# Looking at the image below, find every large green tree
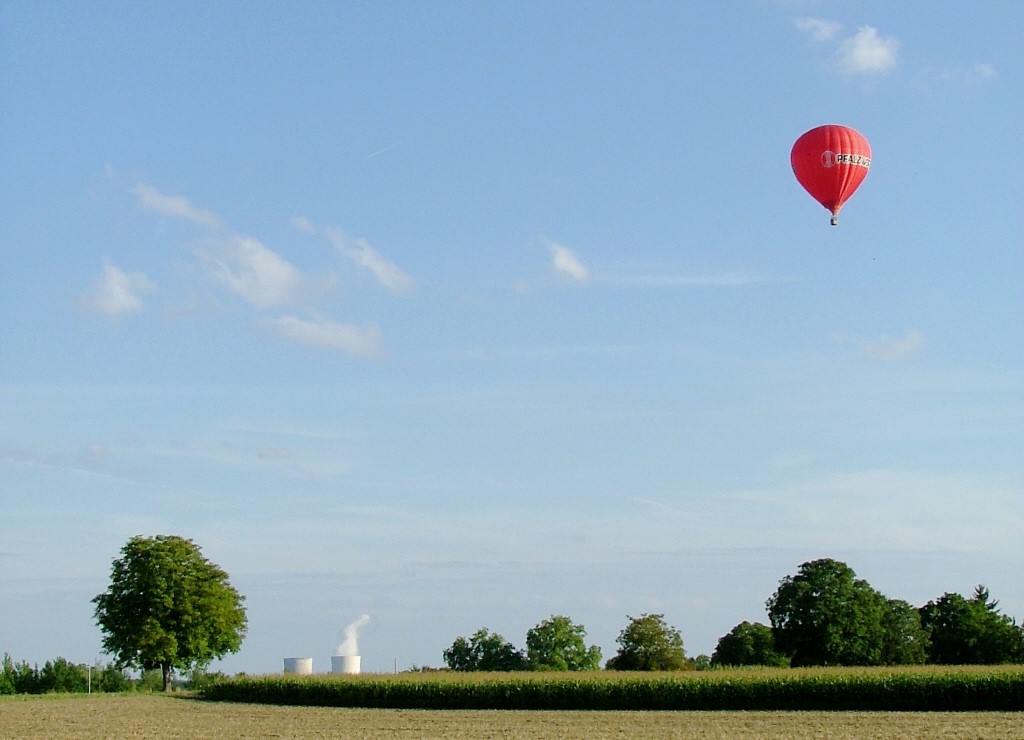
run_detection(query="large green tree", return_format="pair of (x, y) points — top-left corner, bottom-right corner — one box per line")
(880, 598), (929, 665)
(525, 615), (602, 671)
(605, 613), (688, 671)
(711, 621), (787, 667)
(443, 628), (527, 671)
(920, 586), (1024, 664)
(93, 535), (247, 691)
(766, 558), (889, 667)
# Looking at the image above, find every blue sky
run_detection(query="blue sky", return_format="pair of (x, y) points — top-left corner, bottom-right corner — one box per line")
(2, 1), (1021, 673)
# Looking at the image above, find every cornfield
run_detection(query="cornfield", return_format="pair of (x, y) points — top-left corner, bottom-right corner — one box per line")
(200, 665), (1024, 711)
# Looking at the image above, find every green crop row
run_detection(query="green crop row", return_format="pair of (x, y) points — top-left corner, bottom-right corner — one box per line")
(199, 666), (1024, 711)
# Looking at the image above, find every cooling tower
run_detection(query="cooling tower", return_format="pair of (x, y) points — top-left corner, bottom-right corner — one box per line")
(331, 655), (361, 674)
(283, 657), (313, 675)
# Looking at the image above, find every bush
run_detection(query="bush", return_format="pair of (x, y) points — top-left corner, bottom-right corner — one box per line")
(40, 658), (88, 693)
(1, 653), (135, 694)
(96, 663), (133, 692)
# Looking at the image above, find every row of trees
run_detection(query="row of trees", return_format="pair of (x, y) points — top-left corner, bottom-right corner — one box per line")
(0, 655), (132, 694)
(444, 559), (1024, 671)
(48, 535), (1023, 690)
(753, 558), (1024, 667)
(444, 613), (689, 672)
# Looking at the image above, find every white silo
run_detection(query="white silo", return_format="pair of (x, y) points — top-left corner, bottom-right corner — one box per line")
(283, 657), (313, 675)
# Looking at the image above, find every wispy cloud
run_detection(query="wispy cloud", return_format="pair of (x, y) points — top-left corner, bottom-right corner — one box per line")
(257, 447), (293, 461)
(125, 187), (394, 358)
(336, 233), (415, 295)
(133, 186), (310, 308)
(837, 26), (899, 75)
(198, 235), (304, 308)
(606, 272), (804, 288)
(794, 17), (842, 42)
(82, 259), (156, 316)
(290, 216), (317, 234)
(266, 315), (384, 357)
(220, 421), (362, 442)
(723, 468), (1022, 555)
(297, 220), (414, 295)
(939, 62), (997, 83)
(542, 236), (590, 283)
(0, 441), (135, 482)
(970, 62), (996, 79)
(134, 182), (223, 230)
(859, 330), (925, 361)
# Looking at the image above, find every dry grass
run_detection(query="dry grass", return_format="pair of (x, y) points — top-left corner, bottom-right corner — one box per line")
(1, 694), (1023, 739)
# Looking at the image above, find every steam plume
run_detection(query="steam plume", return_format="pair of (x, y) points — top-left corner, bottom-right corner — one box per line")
(336, 614), (370, 656)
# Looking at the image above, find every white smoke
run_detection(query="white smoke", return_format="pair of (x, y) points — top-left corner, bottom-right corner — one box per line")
(336, 614), (370, 656)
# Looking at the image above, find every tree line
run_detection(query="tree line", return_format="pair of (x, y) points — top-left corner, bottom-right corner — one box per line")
(0, 654), (218, 695)
(11, 537), (1021, 694)
(0, 654), (133, 694)
(443, 613), (692, 671)
(443, 558), (1024, 671)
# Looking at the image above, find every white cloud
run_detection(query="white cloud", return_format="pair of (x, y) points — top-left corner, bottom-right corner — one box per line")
(82, 259), (156, 316)
(837, 26), (899, 75)
(126, 191), (403, 353)
(266, 315), (383, 358)
(303, 223), (413, 295)
(134, 182), (223, 230)
(290, 216), (316, 234)
(199, 235), (303, 308)
(346, 237), (415, 294)
(939, 62), (997, 83)
(972, 62), (997, 78)
(859, 330), (925, 361)
(795, 17), (842, 42)
(322, 228), (414, 295)
(542, 236), (590, 283)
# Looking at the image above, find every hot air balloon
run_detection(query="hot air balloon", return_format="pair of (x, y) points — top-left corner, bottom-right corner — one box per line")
(791, 124), (871, 225)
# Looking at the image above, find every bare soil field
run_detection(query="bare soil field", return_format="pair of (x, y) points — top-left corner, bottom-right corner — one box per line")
(2, 694), (1023, 739)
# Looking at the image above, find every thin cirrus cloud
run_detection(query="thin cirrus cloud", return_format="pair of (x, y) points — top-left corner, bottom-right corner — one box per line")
(82, 259), (156, 316)
(293, 217), (414, 294)
(939, 62), (997, 83)
(542, 236), (590, 283)
(133, 182), (223, 230)
(605, 272), (803, 288)
(859, 330), (925, 361)
(265, 315), (383, 358)
(967, 62), (996, 79)
(320, 224), (414, 295)
(794, 17), (842, 43)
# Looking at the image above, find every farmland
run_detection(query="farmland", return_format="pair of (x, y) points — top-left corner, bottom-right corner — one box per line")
(2, 695), (1024, 739)
(200, 665), (1024, 711)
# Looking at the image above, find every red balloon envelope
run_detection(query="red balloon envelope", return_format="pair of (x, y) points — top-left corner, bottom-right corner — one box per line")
(791, 124), (871, 225)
